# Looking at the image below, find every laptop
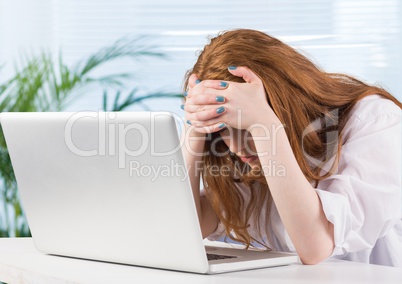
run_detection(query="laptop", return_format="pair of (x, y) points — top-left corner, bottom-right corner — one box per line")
(0, 111), (298, 274)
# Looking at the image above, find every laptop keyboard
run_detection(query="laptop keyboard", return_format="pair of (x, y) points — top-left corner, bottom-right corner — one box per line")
(207, 253), (237, 261)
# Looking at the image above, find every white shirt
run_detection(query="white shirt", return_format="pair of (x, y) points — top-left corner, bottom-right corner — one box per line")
(207, 95), (402, 267)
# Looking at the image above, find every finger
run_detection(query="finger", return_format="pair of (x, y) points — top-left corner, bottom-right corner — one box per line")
(192, 122), (227, 134)
(188, 74), (200, 89)
(198, 80), (229, 90)
(185, 96), (225, 112)
(186, 106), (226, 122)
(187, 81), (229, 99)
(227, 66), (262, 84)
(185, 95), (226, 109)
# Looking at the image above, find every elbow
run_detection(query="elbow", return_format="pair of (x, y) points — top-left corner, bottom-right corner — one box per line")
(299, 248), (333, 265)
(300, 255), (326, 265)
(299, 223), (335, 265)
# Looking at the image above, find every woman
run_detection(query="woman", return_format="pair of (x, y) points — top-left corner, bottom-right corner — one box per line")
(181, 29), (401, 266)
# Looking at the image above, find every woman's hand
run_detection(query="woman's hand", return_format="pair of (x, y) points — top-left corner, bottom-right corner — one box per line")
(183, 66), (274, 133)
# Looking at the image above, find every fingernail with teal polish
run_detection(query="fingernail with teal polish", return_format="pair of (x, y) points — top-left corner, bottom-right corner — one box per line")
(215, 96), (225, 103)
(195, 79), (201, 84)
(220, 81), (228, 88)
(218, 123), (226, 129)
(186, 120), (192, 125)
(180, 104), (184, 110)
(228, 66), (237, 70)
(183, 91), (188, 97)
(216, 106), (225, 114)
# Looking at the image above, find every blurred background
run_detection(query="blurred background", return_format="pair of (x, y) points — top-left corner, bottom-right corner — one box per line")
(0, 0), (401, 237)
(1, 0), (401, 111)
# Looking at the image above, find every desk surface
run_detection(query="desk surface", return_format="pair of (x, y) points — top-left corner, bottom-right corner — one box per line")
(0, 238), (401, 284)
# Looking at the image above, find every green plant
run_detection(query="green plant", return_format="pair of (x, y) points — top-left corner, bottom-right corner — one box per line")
(0, 37), (182, 237)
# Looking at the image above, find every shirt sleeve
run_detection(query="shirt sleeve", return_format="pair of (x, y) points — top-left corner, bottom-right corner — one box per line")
(316, 106), (401, 257)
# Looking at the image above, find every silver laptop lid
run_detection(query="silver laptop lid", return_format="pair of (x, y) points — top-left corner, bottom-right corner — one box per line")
(1, 111), (209, 273)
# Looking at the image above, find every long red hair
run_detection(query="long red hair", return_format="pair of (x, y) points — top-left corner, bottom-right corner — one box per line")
(184, 29), (402, 248)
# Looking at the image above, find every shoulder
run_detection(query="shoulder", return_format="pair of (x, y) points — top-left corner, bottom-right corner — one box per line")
(342, 95), (401, 141)
(348, 94), (400, 122)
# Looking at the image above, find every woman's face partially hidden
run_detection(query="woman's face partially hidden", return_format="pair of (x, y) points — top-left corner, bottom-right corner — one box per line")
(219, 127), (260, 168)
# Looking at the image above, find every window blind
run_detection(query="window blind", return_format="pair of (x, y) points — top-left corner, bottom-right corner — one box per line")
(0, 0), (400, 112)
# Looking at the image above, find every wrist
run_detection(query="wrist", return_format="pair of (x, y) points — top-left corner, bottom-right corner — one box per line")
(247, 109), (283, 137)
(182, 124), (206, 158)
(184, 124), (206, 138)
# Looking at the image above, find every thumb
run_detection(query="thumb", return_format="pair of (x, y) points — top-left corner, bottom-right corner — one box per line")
(227, 66), (262, 84)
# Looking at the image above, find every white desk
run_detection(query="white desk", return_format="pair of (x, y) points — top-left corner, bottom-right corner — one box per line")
(0, 238), (401, 284)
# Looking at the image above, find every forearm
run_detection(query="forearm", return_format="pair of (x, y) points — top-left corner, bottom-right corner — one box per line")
(181, 126), (208, 230)
(249, 115), (334, 264)
(181, 127), (219, 238)
(200, 195), (220, 238)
